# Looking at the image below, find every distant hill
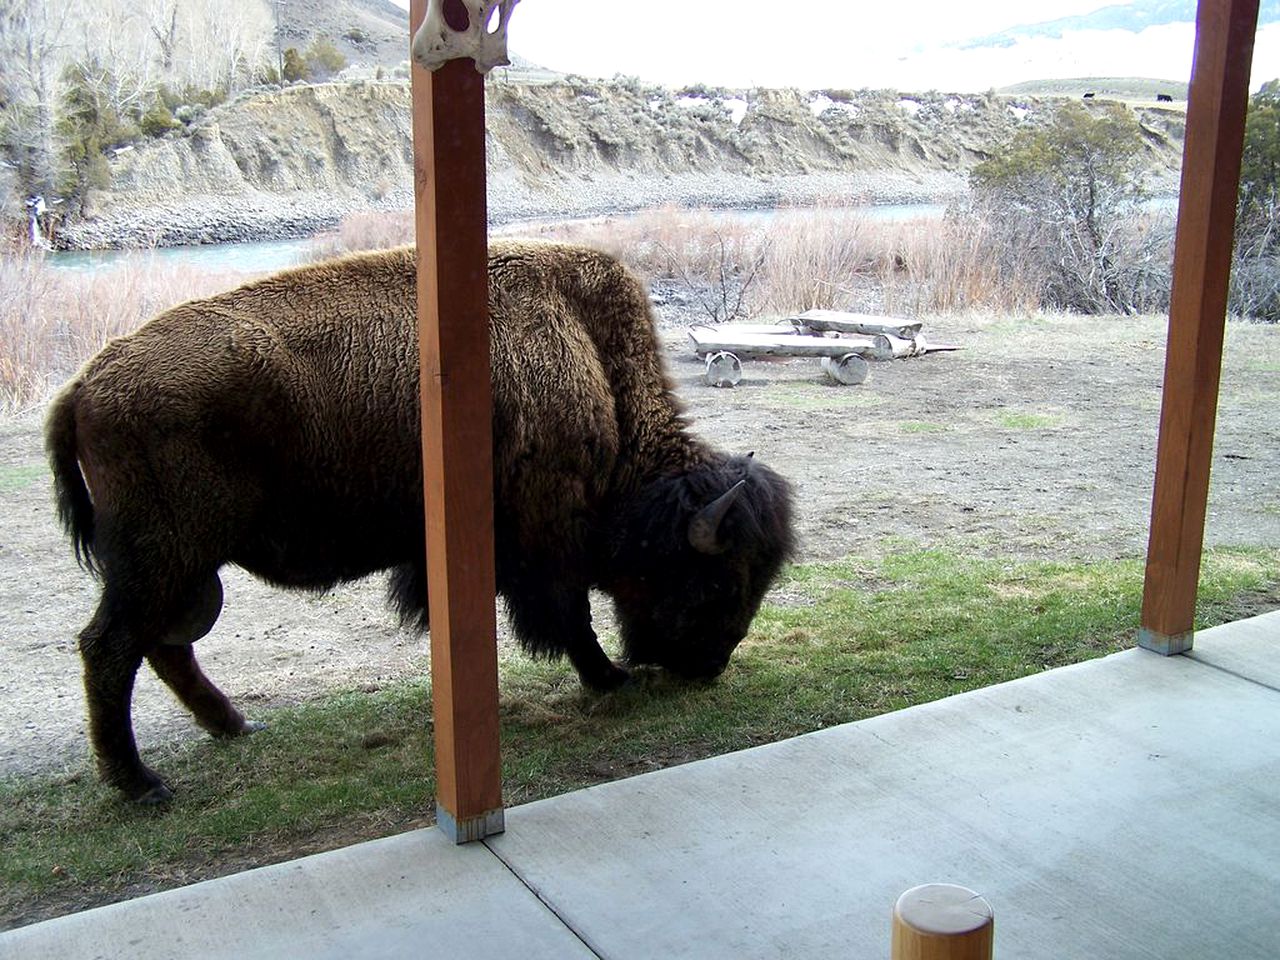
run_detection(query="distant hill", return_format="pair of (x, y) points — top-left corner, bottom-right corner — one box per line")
(277, 0), (411, 67)
(276, 0), (552, 74)
(963, 0), (1280, 50)
(999, 77), (1189, 102)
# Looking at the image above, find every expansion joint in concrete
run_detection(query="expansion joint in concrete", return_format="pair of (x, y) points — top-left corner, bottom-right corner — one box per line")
(482, 839), (606, 960)
(1182, 656), (1280, 696)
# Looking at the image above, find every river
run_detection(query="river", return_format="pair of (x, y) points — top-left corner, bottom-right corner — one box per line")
(46, 202), (949, 276)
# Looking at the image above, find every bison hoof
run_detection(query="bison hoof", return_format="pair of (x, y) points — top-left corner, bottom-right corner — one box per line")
(584, 662), (631, 693)
(210, 717), (265, 740)
(133, 781), (175, 806)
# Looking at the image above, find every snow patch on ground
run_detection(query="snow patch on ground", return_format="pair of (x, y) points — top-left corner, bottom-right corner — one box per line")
(809, 96), (859, 120)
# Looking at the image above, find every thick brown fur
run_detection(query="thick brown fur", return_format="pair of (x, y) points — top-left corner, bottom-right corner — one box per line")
(47, 240), (794, 802)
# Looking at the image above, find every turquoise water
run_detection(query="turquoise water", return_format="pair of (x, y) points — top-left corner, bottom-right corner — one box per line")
(46, 203), (948, 275)
(48, 236), (317, 275)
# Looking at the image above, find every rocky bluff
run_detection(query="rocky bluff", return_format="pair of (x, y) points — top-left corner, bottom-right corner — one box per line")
(60, 77), (1185, 249)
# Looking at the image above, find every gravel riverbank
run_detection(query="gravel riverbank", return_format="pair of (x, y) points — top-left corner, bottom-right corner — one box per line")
(54, 168), (969, 250)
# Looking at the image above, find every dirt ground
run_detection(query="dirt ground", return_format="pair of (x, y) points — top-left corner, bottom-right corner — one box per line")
(2, 309), (1278, 782)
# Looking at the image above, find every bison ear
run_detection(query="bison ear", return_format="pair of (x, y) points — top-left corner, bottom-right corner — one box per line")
(688, 478), (746, 555)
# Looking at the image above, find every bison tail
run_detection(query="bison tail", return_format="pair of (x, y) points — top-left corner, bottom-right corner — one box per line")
(45, 383), (97, 575)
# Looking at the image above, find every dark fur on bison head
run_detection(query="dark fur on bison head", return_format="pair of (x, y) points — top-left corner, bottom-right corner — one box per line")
(604, 453), (794, 680)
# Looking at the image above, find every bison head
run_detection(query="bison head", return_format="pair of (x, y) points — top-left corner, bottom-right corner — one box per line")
(606, 454), (794, 681)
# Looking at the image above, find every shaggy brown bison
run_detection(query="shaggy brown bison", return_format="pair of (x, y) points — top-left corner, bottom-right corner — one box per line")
(47, 239), (794, 803)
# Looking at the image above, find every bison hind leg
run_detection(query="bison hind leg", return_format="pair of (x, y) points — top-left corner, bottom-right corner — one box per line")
(146, 573), (260, 739)
(147, 643), (259, 739)
(79, 598), (173, 803)
(387, 562), (430, 633)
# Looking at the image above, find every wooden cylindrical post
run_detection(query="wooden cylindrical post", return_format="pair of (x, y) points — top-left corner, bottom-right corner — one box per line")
(891, 884), (993, 960)
(822, 352), (870, 385)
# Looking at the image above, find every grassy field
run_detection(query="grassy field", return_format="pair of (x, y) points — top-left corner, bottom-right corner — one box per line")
(3, 545), (1276, 927)
(998, 77), (1188, 102)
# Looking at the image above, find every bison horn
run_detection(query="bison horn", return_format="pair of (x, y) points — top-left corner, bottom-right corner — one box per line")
(688, 479), (747, 555)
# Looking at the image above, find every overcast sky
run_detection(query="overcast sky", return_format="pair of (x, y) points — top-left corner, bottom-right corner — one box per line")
(392, 1), (1280, 92)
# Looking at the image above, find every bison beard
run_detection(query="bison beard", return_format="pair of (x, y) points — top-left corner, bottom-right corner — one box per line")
(46, 240), (795, 803)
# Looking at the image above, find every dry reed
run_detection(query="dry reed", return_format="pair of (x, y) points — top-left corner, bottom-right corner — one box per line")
(2, 202), (1063, 411)
(0, 248), (247, 411)
(516, 204), (1044, 320)
(308, 211), (416, 261)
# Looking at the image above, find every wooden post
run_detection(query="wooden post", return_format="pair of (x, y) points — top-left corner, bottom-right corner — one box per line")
(891, 884), (993, 960)
(1140, 0), (1258, 655)
(409, 0), (504, 842)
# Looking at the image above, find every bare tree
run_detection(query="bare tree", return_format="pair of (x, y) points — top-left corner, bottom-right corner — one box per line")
(971, 101), (1172, 315)
(66, 1), (156, 119)
(0, 0), (71, 203)
(660, 229), (771, 324)
(145, 0), (180, 72)
(179, 0), (273, 92)
(1230, 194), (1280, 321)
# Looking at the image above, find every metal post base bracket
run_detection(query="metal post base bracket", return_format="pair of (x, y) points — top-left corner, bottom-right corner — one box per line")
(436, 803), (505, 844)
(1138, 627), (1194, 656)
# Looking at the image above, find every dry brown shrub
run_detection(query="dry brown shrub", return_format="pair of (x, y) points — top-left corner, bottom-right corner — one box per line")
(507, 204), (1046, 320)
(757, 208), (877, 313)
(877, 216), (1044, 316)
(309, 211), (416, 260)
(0, 250), (245, 411)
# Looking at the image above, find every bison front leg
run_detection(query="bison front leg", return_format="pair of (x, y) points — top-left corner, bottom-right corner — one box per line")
(505, 581), (629, 692)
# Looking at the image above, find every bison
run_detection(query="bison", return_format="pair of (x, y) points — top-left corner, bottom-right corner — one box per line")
(47, 239), (795, 803)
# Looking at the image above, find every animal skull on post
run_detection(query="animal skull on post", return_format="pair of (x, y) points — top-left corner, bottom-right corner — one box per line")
(412, 0), (519, 74)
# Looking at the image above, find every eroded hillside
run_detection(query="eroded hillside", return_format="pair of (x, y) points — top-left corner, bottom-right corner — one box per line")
(59, 78), (1186, 248)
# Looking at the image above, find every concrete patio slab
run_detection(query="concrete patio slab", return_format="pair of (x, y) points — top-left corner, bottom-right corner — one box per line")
(490, 648), (1280, 959)
(5, 611), (1278, 959)
(0, 825), (594, 960)
(1186, 608), (1280, 688)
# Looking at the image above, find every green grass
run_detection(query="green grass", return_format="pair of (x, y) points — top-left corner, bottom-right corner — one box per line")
(900, 420), (948, 434)
(0, 463), (45, 493)
(996, 411), (1061, 430)
(2, 546), (1276, 925)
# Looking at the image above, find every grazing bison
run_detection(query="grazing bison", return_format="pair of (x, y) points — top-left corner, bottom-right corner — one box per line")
(47, 240), (795, 803)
